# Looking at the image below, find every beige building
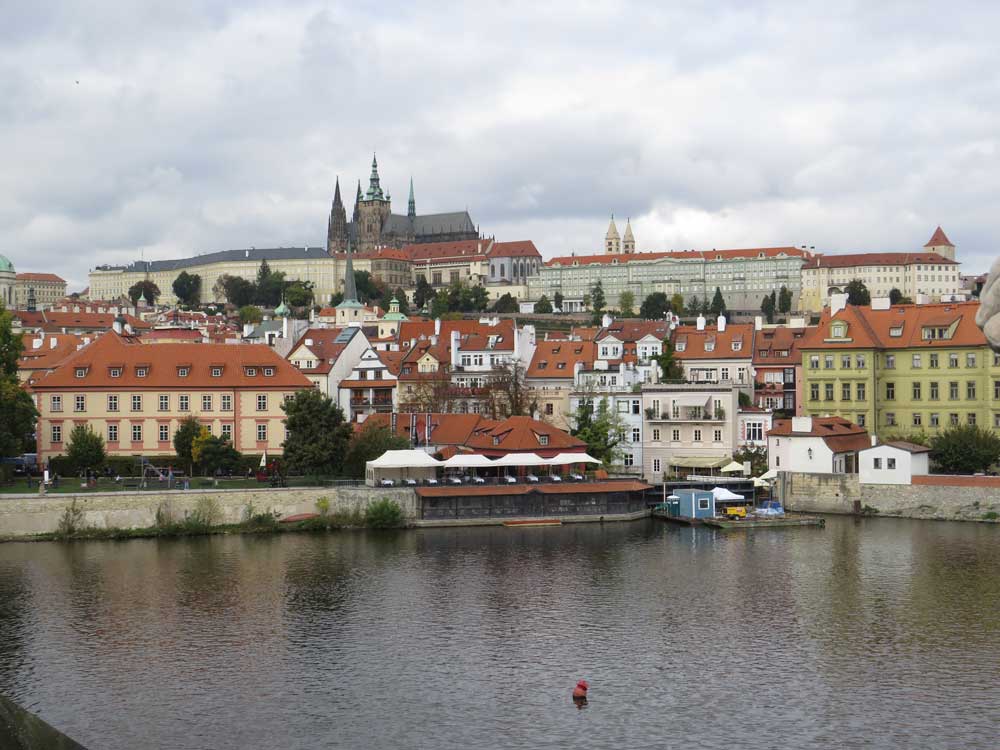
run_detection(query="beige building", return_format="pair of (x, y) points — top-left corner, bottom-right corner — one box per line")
(799, 228), (962, 313)
(31, 332), (312, 462)
(15, 273), (67, 310)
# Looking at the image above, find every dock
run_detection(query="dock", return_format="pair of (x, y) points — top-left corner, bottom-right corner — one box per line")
(702, 515), (825, 530)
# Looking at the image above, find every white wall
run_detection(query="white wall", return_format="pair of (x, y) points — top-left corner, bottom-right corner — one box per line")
(859, 445), (928, 485)
(768, 435), (834, 473)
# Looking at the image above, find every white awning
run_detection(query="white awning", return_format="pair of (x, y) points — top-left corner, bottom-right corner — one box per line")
(759, 468), (779, 480)
(720, 461), (745, 473)
(671, 455), (731, 469)
(671, 393), (712, 408)
(442, 454), (497, 469)
(493, 453), (548, 467)
(711, 486), (744, 501)
(752, 477), (770, 487)
(366, 450), (442, 469)
(547, 452), (603, 466)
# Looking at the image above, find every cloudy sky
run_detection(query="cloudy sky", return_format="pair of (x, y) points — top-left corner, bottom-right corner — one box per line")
(3, 1), (1000, 291)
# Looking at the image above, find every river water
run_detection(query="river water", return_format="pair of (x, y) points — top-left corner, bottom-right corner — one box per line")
(0, 517), (998, 749)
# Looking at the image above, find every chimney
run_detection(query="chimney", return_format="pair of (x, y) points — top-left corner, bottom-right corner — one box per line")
(791, 416), (813, 433)
(717, 315), (726, 332)
(601, 313), (613, 328)
(871, 297), (891, 310)
(282, 316), (289, 339)
(243, 323), (253, 337)
(451, 330), (461, 368)
(434, 318), (441, 336)
(754, 316), (763, 331)
(870, 435), (878, 446)
(50, 337), (57, 349)
(696, 315), (706, 331)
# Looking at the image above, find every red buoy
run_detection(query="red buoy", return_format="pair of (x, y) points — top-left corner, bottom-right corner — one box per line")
(572, 679), (589, 699)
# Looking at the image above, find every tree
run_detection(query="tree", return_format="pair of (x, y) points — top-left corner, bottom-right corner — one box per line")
(492, 293), (518, 313)
(888, 288), (913, 305)
(0, 305), (36, 459)
(553, 292), (564, 312)
(929, 425), (1000, 475)
(329, 292), (344, 307)
(284, 280), (314, 309)
(618, 290), (635, 317)
(709, 287), (726, 317)
(282, 389), (353, 476)
(238, 305), (263, 325)
(591, 281), (606, 316)
(733, 446), (768, 477)
(582, 293), (592, 311)
(0, 303), (24, 377)
(761, 294), (775, 324)
(461, 284), (489, 312)
(655, 339), (684, 381)
(670, 293), (685, 315)
(191, 427), (241, 475)
(172, 271), (201, 306)
(351, 270), (382, 304)
(640, 292), (670, 320)
(393, 289), (410, 315)
(534, 295), (553, 314)
(778, 285), (793, 314)
(485, 360), (535, 419)
(254, 261), (286, 307)
(218, 275), (256, 307)
(845, 279), (871, 307)
(414, 277), (434, 309)
(173, 416), (201, 475)
(570, 397), (627, 466)
(127, 280), (160, 306)
(686, 295), (702, 316)
(343, 425), (410, 479)
(65, 425), (106, 474)
(430, 291), (450, 319)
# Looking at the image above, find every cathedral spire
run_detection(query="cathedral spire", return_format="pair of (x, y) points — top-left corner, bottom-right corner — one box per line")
(407, 177), (416, 219)
(353, 180), (362, 223)
(366, 152), (384, 200)
(332, 176), (343, 210)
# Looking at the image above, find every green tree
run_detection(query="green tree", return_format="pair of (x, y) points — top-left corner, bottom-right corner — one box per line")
(845, 279), (871, 306)
(582, 293), (592, 311)
(430, 291), (450, 319)
(329, 292), (344, 307)
(534, 295), (553, 314)
(670, 293), (685, 315)
(618, 290), (635, 317)
(192, 427), (241, 475)
(65, 425), (106, 474)
(127, 280), (160, 306)
(686, 295), (702, 316)
(591, 280), (606, 316)
(929, 425), (1000, 475)
(640, 292), (670, 319)
(343, 425), (410, 479)
(492, 293), (518, 313)
(460, 284), (489, 312)
(571, 397), (627, 466)
(173, 416), (201, 475)
(172, 271), (201, 306)
(393, 289), (410, 315)
(655, 339), (684, 380)
(281, 389), (353, 476)
(0, 303), (24, 377)
(0, 305), (38, 459)
(351, 270), (382, 304)
(254, 261), (286, 307)
(733, 446), (768, 476)
(239, 305), (263, 326)
(284, 280), (314, 309)
(218, 275), (256, 307)
(778, 285), (792, 314)
(485, 360), (535, 419)
(414, 277), (434, 309)
(888, 287), (913, 305)
(553, 292), (564, 312)
(709, 287), (726, 317)
(761, 293), (775, 323)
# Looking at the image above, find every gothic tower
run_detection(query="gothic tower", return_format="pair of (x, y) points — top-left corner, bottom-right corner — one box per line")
(408, 177), (416, 219)
(327, 177), (348, 255)
(622, 218), (635, 254)
(356, 153), (393, 252)
(605, 215), (621, 254)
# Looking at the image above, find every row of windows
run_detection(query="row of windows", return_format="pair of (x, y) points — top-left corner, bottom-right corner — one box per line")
(52, 422), (268, 444)
(884, 412), (984, 428)
(810, 383), (867, 401)
(885, 381), (979, 401)
(808, 351), (1000, 371)
(49, 394), (269, 413)
(646, 427), (724, 443)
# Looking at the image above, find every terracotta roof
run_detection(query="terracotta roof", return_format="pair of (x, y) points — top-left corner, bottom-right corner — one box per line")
(486, 240), (541, 258)
(415, 480), (650, 498)
(288, 328), (359, 374)
(16, 272), (66, 283)
(527, 340), (596, 378)
(798, 302), (985, 350)
(545, 246), (809, 267)
(768, 416), (871, 454)
(802, 252), (957, 270)
(672, 323), (755, 360)
(17, 333), (87, 374)
(752, 325), (811, 365)
(465, 415), (587, 453)
(31, 332), (312, 390)
(924, 226), (954, 247)
(570, 327), (599, 341)
(13, 310), (150, 332)
(597, 320), (670, 343)
(139, 328), (204, 341)
(402, 239), (491, 262)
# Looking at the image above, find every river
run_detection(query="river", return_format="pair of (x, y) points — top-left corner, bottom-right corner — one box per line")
(0, 517), (998, 749)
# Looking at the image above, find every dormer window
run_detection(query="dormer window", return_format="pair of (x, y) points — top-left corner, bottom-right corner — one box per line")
(831, 323), (848, 338)
(136, 367), (148, 378)
(557, 362), (566, 369)
(537, 361), (548, 370)
(245, 367), (256, 377)
(178, 367), (189, 377)
(211, 367), (222, 377)
(889, 326), (903, 337)
(492, 436), (500, 446)
(110, 368), (122, 378)
(705, 341), (715, 352)
(75, 367), (87, 378)
(732, 340), (742, 351)
(263, 367), (275, 377)
(538, 434), (549, 446)
(675, 342), (686, 352)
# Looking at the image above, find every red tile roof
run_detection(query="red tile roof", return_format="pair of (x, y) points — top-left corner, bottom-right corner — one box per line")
(768, 416), (871, 453)
(363, 413), (486, 446)
(597, 320), (671, 343)
(672, 323), (755, 360)
(924, 226), (954, 247)
(466, 415), (587, 453)
(16, 272), (66, 283)
(402, 239), (491, 262)
(752, 325), (811, 365)
(545, 246), (809, 267)
(798, 302), (985, 350)
(31, 332), (312, 390)
(13, 310), (150, 332)
(527, 340), (596, 378)
(288, 328), (354, 374)
(486, 240), (541, 258)
(802, 252), (957, 269)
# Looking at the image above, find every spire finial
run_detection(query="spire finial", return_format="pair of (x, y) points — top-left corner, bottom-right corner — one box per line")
(408, 177), (416, 219)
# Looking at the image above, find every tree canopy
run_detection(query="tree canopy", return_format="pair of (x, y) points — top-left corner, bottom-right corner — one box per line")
(845, 279), (871, 306)
(0, 304), (37, 458)
(414, 277), (434, 309)
(570, 397), (626, 466)
(553, 292), (564, 312)
(709, 287), (726, 317)
(492, 293), (518, 313)
(66, 425), (106, 473)
(930, 425), (1000, 475)
(173, 416), (202, 474)
(761, 292), (775, 323)
(217, 275), (256, 307)
(238, 305), (263, 325)
(670, 293), (685, 315)
(656, 339), (684, 381)
(284, 280), (314, 309)
(590, 281), (606, 315)
(778, 286), (792, 314)
(281, 389), (353, 476)
(618, 290), (635, 317)
(534, 295), (553, 314)
(191, 427), (241, 475)
(127, 280), (160, 306)
(172, 271), (201, 306)
(640, 292), (670, 320)
(343, 425), (410, 479)
(254, 260), (286, 307)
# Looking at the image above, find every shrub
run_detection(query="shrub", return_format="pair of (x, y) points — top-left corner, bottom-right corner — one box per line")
(57, 499), (86, 537)
(184, 496), (221, 531)
(930, 425), (1000, 475)
(364, 498), (404, 528)
(315, 497), (331, 516)
(983, 511), (998, 521)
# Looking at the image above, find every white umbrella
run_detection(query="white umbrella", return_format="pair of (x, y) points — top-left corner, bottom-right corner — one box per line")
(259, 451), (268, 469)
(493, 453), (548, 467)
(720, 460), (745, 473)
(760, 468), (779, 480)
(442, 454), (497, 469)
(752, 477), (771, 488)
(548, 452), (603, 465)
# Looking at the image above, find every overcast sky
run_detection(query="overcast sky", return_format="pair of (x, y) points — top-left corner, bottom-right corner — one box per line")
(3, 1), (1000, 291)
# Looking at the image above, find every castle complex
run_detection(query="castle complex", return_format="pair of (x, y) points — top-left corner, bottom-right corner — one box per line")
(326, 155), (479, 254)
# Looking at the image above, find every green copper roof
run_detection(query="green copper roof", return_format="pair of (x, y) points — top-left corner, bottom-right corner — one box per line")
(0, 255), (14, 273)
(274, 301), (290, 317)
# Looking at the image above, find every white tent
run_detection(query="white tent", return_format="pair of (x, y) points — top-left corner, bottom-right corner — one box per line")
(493, 453), (548, 467)
(760, 468), (779, 480)
(365, 450), (442, 486)
(547, 452), (603, 466)
(720, 460), (745, 473)
(752, 477), (771, 488)
(442, 454), (497, 469)
(711, 486), (745, 501)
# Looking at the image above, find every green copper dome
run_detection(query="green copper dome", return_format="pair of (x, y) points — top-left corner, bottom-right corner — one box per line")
(0, 255), (14, 273)
(274, 301), (291, 317)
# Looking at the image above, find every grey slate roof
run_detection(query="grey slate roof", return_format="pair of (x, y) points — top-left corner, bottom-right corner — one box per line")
(380, 212), (476, 238)
(96, 247), (327, 273)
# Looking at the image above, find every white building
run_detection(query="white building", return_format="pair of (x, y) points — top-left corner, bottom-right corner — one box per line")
(286, 326), (369, 396)
(858, 441), (931, 485)
(766, 416), (871, 475)
(570, 362), (649, 474)
(737, 407), (774, 449)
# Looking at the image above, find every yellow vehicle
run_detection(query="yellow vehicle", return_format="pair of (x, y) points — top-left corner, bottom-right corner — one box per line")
(724, 505), (748, 519)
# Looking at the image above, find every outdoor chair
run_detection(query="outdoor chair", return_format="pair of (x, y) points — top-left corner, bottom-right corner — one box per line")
(526, 474), (540, 483)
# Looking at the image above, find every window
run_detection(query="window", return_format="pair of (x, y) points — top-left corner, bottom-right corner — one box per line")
(824, 355), (834, 370)
(632, 400), (640, 415)
(632, 428), (641, 443)
(887, 457), (896, 470)
(211, 367), (222, 377)
(886, 412), (896, 426)
(857, 413), (866, 427)
(968, 413), (977, 426)
(930, 382), (939, 400)
(930, 353), (939, 369)
(930, 413), (939, 427)
(221, 394), (232, 411)
(107, 394), (118, 412)
(775, 456), (780, 466)
(995, 380), (1000, 400)
(75, 368), (86, 378)
(159, 395), (169, 411)
(855, 354), (866, 369)
(873, 457), (882, 469)
(810, 383), (820, 401)
(131, 395), (142, 412)
(136, 367), (148, 378)
(256, 394), (267, 411)
(885, 382), (895, 400)
(698, 498), (710, 511)
(51, 424), (62, 443)
(809, 355), (819, 370)
(652, 428), (661, 441)
(672, 429), (680, 441)
(825, 383), (834, 401)
(967, 381), (977, 400)
(841, 355), (851, 369)
(110, 368), (122, 378)
(885, 354), (895, 369)
(912, 354), (921, 369)
(159, 424), (169, 442)
(256, 424), (267, 442)
(544, 402), (553, 415)
(538, 435), (549, 446)
(107, 424), (118, 442)
(842, 383), (851, 401)
(178, 367), (189, 378)
(202, 395), (212, 411)
(949, 353), (959, 368)
(950, 413), (959, 426)
(50, 395), (62, 412)
(913, 413), (922, 427)
(967, 353), (977, 368)
(179, 395), (190, 411)
(652, 458), (661, 474)
(912, 382), (921, 400)
(221, 424), (232, 441)
(623, 454), (634, 467)
(713, 429), (722, 442)
(693, 429), (702, 442)
(949, 382), (959, 400)
(131, 424), (142, 442)
(264, 367), (275, 377)
(74, 395), (85, 412)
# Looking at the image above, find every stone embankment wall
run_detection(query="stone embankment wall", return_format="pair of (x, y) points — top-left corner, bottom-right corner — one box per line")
(776, 472), (1000, 522)
(0, 486), (418, 539)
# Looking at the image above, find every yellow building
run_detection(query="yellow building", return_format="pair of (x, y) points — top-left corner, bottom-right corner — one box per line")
(15, 273), (67, 310)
